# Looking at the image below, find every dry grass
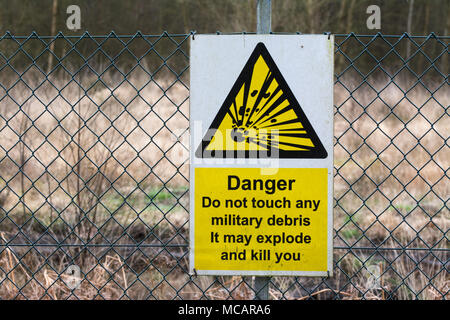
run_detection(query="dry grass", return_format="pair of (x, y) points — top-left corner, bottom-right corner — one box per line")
(0, 65), (448, 299)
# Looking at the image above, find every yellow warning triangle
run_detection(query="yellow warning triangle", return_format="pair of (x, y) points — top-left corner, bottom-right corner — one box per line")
(196, 42), (327, 159)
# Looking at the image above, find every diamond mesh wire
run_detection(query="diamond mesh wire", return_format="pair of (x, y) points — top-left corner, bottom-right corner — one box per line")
(0, 32), (448, 300)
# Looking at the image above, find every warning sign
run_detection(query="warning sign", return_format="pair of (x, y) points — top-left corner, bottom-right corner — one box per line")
(194, 168), (328, 273)
(190, 35), (334, 276)
(196, 43), (326, 159)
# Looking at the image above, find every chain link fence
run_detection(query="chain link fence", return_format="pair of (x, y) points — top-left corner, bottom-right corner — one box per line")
(0, 32), (448, 300)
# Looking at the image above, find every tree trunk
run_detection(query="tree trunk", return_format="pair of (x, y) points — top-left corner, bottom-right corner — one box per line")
(418, 0), (430, 73)
(47, 0), (59, 74)
(346, 0), (356, 33)
(443, 2), (450, 76)
(338, 0), (347, 30)
(336, 0), (347, 69)
(423, 1), (430, 35)
(406, 0), (414, 59)
(306, 0), (316, 33)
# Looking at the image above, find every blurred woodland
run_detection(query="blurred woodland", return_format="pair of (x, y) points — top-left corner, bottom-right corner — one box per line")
(0, 0), (448, 35)
(0, 0), (448, 78)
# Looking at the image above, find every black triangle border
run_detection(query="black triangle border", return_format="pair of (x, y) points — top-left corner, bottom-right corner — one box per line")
(195, 42), (328, 159)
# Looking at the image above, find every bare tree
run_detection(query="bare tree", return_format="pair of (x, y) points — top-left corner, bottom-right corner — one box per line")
(443, 1), (450, 78)
(306, 0), (316, 33)
(346, 0), (356, 33)
(406, 0), (415, 59)
(47, 0), (59, 74)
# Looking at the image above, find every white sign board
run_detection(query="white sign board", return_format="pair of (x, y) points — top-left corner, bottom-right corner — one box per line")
(190, 35), (334, 276)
